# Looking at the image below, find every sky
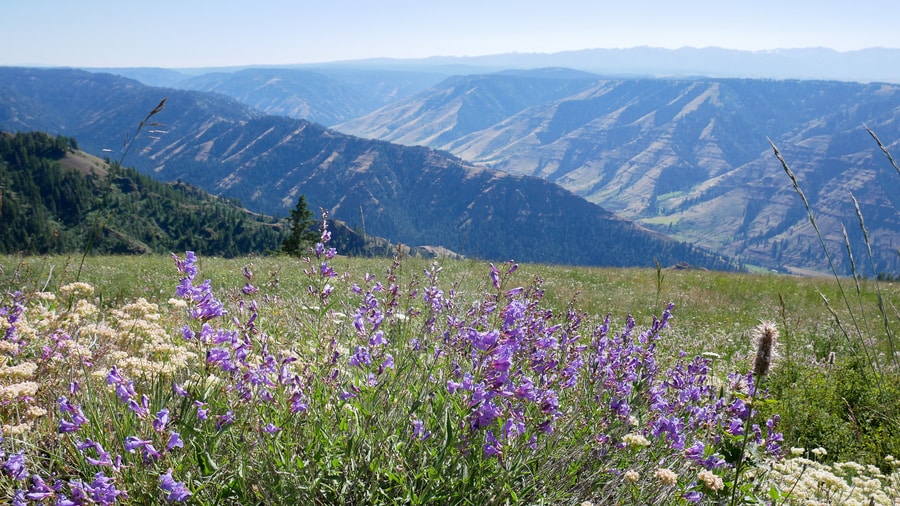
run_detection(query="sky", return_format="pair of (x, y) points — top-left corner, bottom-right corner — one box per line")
(3, 0), (900, 68)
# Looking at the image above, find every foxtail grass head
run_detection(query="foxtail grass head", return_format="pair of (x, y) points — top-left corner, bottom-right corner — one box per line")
(752, 321), (778, 378)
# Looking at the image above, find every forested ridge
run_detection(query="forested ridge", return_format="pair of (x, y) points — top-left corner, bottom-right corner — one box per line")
(0, 131), (286, 256)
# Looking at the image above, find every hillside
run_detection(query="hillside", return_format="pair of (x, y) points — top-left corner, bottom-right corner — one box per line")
(0, 131), (285, 256)
(0, 67), (733, 270)
(336, 72), (900, 274)
(173, 68), (447, 126)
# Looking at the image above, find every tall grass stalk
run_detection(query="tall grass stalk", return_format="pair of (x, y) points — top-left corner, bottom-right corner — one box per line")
(867, 125), (900, 177)
(768, 138), (884, 383)
(859, 127), (900, 370)
(654, 257), (666, 311)
(75, 97), (167, 282)
(849, 192), (899, 371)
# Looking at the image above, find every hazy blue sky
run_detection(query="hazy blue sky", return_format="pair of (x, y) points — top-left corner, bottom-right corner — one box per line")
(3, 0), (900, 68)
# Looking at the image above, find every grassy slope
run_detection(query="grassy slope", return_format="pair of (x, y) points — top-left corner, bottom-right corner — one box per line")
(4, 254), (895, 370)
(2, 253), (899, 503)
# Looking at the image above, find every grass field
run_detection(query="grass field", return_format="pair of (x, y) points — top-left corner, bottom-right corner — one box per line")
(6, 253), (890, 367)
(1, 250), (899, 504)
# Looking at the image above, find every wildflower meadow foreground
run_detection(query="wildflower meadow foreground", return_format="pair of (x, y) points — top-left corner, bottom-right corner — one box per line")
(2, 219), (899, 504)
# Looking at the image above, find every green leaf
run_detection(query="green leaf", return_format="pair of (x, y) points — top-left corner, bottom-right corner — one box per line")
(768, 484), (781, 502)
(197, 449), (218, 476)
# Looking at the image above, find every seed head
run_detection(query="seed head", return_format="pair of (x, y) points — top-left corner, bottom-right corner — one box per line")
(752, 321), (778, 377)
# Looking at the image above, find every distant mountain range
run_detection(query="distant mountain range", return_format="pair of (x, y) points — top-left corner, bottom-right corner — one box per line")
(7, 51), (900, 274)
(84, 47), (900, 127)
(90, 46), (900, 87)
(340, 47), (900, 83)
(0, 67), (732, 270)
(334, 71), (900, 275)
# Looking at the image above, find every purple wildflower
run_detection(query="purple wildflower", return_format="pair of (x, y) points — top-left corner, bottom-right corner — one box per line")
(25, 474), (53, 501)
(379, 354), (394, 373)
(124, 436), (160, 461)
(58, 397), (88, 433)
(166, 432), (184, 452)
(349, 345), (372, 367)
(105, 366), (124, 387)
(368, 330), (387, 346)
(683, 491), (703, 503)
(126, 394), (151, 419)
(289, 390), (309, 413)
(173, 251), (199, 279)
(483, 430), (502, 457)
(412, 419), (432, 441)
(206, 347), (233, 369)
(160, 469), (192, 502)
(489, 263), (501, 289)
(114, 381), (136, 402)
(173, 253), (227, 321)
(191, 286), (226, 321)
(75, 472), (127, 504)
(153, 409), (170, 432)
(651, 414), (686, 449)
(320, 262), (337, 278)
(216, 411), (235, 431)
(3, 451), (28, 480)
(2, 291), (25, 344)
(194, 401), (208, 421)
(172, 382), (188, 397)
(684, 441), (705, 462)
(77, 439), (114, 467)
(471, 329), (499, 351)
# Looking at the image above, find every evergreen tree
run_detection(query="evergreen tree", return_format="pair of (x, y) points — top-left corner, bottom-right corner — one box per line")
(281, 194), (318, 256)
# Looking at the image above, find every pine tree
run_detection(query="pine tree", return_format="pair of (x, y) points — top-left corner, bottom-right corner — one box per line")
(281, 194), (318, 256)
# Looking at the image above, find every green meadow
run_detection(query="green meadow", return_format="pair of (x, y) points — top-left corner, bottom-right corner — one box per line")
(1, 252), (898, 504)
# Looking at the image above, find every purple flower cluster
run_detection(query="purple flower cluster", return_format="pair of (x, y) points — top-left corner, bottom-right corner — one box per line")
(173, 251), (226, 321)
(2, 448), (27, 481)
(444, 264), (583, 456)
(1, 291), (25, 347)
(106, 366), (151, 418)
(61, 472), (128, 505)
(344, 284), (394, 385)
(586, 310), (784, 481)
(429, 259), (785, 496)
(19, 363), (190, 504)
(57, 396), (89, 433)
(160, 469), (191, 502)
(1, 437), (129, 505)
(1, 232), (792, 504)
(301, 210), (339, 301)
(76, 440), (116, 468)
(172, 251), (307, 439)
